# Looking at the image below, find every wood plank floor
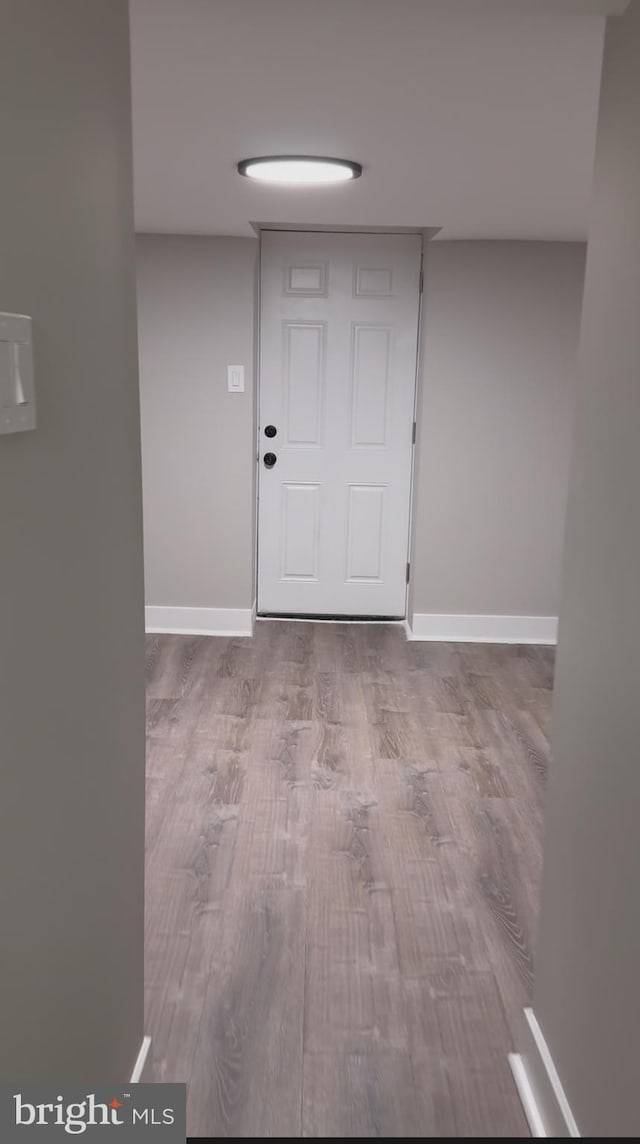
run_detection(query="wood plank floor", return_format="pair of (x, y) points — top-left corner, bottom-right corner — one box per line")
(145, 621), (553, 1137)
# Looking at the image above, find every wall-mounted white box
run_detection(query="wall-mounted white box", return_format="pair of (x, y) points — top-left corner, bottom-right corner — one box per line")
(0, 312), (36, 435)
(227, 364), (245, 393)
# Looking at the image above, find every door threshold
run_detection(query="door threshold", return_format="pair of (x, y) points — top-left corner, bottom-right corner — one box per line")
(257, 613), (405, 623)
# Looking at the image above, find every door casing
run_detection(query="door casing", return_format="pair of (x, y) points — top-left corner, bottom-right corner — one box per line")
(254, 228), (425, 622)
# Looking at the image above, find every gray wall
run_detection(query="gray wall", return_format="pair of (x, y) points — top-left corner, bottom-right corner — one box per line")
(138, 237), (583, 623)
(530, 2), (640, 1136)
(411, 240), (585, 619)
(136, 235), (257, 612)
(0, 0), (145, 1081)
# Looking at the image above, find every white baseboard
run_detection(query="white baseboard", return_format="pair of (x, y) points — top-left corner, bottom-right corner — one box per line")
(130, 1035), (151, 1084)
(406, 613), (557, 644)
(509, 1052), (548, 1137)
(145, 605), (254, 637)
(509, 1008), (580, 1138)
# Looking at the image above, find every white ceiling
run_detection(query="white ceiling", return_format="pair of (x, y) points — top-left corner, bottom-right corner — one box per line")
(129, 0), (619, 240)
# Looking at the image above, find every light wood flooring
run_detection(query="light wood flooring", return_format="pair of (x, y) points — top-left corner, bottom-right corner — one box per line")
(145, 621), (552, 1137)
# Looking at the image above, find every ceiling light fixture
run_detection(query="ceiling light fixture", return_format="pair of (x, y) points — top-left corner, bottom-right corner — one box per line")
(237, 155), (362, 185)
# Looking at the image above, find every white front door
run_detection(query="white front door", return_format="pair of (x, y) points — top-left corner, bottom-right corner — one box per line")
(257, 231), (421, 617)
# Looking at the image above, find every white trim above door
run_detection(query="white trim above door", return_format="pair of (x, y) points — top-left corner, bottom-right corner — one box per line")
(257, 230), (421, 619)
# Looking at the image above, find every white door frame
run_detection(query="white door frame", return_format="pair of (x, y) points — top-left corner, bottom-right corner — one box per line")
(254, 227), (426, 622)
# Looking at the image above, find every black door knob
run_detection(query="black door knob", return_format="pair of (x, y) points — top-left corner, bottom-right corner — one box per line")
(264, 452), (277, 468)
(265, 424), (277, 438)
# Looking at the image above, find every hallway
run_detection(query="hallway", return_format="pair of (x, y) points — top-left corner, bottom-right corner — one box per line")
(144, 621), (551, 1136)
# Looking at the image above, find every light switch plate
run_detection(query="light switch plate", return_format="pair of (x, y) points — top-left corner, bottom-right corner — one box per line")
(227, 364), (245, 393)
(0, 312), (36, 435)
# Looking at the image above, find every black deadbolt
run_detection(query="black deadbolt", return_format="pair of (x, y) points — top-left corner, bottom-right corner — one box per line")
(264, 424), (277, 438)
(264, 452), (277, 468)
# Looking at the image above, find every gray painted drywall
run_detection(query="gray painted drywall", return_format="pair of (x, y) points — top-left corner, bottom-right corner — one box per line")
(138, 237), (583, 623)
(529, 2), (640, 1136)
(411, 241), (585, 619)
(136, 235), (257, 611)
(0, 1), (145, 1081)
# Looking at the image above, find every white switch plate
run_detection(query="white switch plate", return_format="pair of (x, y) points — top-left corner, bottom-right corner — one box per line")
(0, 312), (36, 435)
(227, 364), (245, 393)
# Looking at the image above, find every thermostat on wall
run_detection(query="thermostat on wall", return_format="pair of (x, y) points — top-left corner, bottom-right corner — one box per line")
(0, 312), (36, 435)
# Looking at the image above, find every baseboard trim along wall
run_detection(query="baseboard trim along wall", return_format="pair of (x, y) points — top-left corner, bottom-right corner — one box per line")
(406, 613), (558, 644)
(509, 1008), (580, 1138)
(130, 1036), (152, 1084)
(145, 606), (254, 637)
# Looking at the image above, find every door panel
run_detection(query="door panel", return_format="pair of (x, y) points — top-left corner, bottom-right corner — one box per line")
(284, 322), (325, 446)
(258, 231), (421, 617)
(350, 324), (391, 447)
(281, 484), (320, 579)
(346, 485), (385, 581)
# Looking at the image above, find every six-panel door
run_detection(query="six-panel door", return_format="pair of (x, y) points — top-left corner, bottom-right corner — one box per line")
(258, 231), (421, 617)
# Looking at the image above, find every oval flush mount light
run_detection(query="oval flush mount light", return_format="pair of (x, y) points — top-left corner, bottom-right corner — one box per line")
(237, 155), (362, 184)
